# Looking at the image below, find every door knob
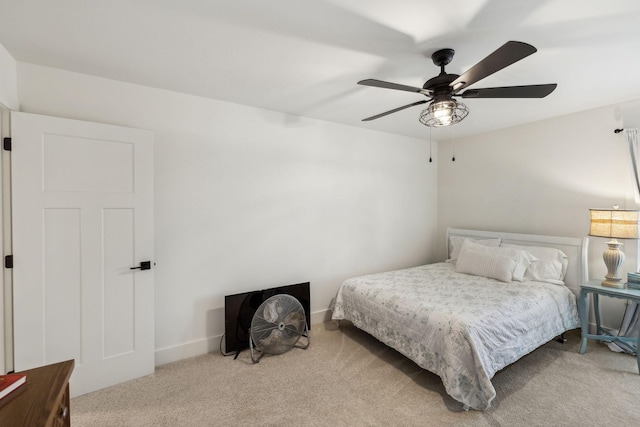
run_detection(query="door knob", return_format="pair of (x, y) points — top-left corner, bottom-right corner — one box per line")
(130, 261), (151, 271)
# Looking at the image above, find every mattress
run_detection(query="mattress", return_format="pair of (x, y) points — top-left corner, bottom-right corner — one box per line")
(331, 262), (580, 410)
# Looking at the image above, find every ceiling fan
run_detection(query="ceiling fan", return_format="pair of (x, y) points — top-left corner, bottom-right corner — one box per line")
(358, 41), (556, 127)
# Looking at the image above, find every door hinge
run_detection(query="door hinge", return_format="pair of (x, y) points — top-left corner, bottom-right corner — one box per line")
(5, 255), (13, 268)
(3, 137), (11, 151)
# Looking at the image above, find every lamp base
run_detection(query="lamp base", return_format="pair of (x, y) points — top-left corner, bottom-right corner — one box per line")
(602, 239), (625, 288)
(601, 278), (625, 288)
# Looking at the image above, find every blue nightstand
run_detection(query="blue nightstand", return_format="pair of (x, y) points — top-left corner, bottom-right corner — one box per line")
(578, 279), (640, 373)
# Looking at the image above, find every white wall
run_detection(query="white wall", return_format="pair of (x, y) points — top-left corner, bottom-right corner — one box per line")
(16, 62), (438, 363)
(19, 58), (636, 362)
(438, 103), (639, 328)
(0, 42), (18, 110)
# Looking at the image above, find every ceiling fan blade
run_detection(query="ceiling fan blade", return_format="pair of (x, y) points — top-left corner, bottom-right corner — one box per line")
(358, 79), (431, 95)
(460, 84), (557, 98)
(362, 100), (429, 121)
(450, 41), (537, 93)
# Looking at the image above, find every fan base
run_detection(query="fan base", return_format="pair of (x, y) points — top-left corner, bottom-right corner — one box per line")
(249, 327), (310, 363)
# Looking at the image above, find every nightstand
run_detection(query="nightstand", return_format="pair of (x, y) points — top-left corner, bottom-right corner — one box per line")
(0, 359), (74, 426)
(578, 280), (640, 373)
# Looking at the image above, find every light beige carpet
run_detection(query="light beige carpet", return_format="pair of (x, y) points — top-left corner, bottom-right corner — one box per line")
(71, 322), (640, 426)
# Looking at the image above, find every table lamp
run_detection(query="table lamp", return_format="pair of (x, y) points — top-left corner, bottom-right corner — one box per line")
(589, 208), (640, 288)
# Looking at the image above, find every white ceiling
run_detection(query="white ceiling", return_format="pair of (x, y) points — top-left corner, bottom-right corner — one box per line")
(1, 0), (640, 140)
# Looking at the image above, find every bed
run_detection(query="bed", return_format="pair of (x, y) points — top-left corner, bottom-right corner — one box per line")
(331, 228), (588, 410)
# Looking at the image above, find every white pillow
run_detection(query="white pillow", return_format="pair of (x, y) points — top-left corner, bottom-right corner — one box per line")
(501, 244), (568, 284)
(461, 239), (536, 281)
(447, 236), (501, 263)
(456, 247), (516, 283)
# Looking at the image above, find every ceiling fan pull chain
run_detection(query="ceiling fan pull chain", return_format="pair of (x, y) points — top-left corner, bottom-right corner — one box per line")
(429, 128), (433, 163)
(451, 127), (456, 162)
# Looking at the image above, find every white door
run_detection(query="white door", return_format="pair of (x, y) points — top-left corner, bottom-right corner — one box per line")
(10, 112), (154, 397)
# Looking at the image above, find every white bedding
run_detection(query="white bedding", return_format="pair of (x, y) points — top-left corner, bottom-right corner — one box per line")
(331, 262), (580, 410)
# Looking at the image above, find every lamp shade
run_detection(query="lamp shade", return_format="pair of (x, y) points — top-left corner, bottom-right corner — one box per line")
(589, 209), (640, 239)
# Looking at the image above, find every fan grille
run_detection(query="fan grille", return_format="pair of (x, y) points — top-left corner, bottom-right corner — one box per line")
(250, 294), (306, 355)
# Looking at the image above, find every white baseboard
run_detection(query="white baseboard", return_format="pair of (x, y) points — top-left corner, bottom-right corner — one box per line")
(154, 308), (331, 367)
(154, 336), (218, 367)
(311, 308), (331, 325)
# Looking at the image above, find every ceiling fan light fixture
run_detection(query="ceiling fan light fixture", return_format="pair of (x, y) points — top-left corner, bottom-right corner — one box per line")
(419, 99), (468, 127)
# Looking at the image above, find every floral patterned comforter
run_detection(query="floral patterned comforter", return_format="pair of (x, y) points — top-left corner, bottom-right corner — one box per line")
(331, 262), (579, 410)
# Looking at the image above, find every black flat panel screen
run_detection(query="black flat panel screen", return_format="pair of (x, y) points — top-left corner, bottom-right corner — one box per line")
(224, 282), (310, 354)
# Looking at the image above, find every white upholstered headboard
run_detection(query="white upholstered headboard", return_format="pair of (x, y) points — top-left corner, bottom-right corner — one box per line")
(446, 228), (589, 298)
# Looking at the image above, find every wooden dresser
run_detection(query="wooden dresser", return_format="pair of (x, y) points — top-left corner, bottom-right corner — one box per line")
(0, 359), (74, 427)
